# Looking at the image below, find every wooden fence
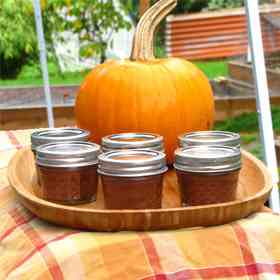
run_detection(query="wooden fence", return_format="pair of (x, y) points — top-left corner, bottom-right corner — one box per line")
(166, 4), (280, 60)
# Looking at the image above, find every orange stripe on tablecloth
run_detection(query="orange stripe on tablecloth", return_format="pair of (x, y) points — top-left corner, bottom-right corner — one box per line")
(8, 231), (77, 277)
(0, 208), (34, 242)
(233, 224), (256, 264)
(5, 131), (22, 150)
(233, 224), (261, 279)
(139, 233), (167, 280)
(7, 207), (75, 279)
(141, 262), (280, 280)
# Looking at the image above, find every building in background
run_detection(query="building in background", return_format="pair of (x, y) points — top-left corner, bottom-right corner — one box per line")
(53, 1), (135, 72)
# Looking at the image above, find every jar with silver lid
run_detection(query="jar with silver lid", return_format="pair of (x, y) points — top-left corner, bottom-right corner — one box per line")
(31, 128), (90, 154)
(36, 141), (100, 205)
(174, 146), (241, 206)
(178, 131), (240, 148)
(98, 149), (168, 209)
(101, 133), (164, 153)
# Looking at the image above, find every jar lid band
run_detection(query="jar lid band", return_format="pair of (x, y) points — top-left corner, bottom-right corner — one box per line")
(98, 149), (167, 177)
(102, 133), (164, 150)
(31, 128), (90, 150)
(174, 145), (241, 173)
(36, 141), (100, 168)
(179, 131), (240, 148)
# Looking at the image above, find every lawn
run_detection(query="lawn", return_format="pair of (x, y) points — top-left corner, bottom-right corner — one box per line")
(0, 61), (90, 87)
(215, 107), (280, 135)
(0, 74), (88, 87)
(194, 60), (229, 80)
(0, 59), (228, 87)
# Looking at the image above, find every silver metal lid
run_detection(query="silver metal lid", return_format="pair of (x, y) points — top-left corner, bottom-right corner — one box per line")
(31, 128), (90, 151)
(98, 149), (168, 177)
(174, 146), (241, 173)
(36, 141), (100, 168)
(102, 133), (164, 152)
(179, 131), (240, 148)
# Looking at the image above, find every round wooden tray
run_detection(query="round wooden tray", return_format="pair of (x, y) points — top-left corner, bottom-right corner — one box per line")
(8, 147), (272, 231)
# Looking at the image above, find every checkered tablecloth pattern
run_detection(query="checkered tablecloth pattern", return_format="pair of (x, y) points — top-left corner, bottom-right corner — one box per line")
(1, 129), (280, 279)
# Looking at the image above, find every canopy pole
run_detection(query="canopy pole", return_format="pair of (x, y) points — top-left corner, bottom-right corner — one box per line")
(245, 0), (280, 212)
(33, 0), (54, 128)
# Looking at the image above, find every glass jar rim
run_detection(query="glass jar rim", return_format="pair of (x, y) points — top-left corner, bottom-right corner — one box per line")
(178, 131), (240, 148)
(31, 128), (90, 150)
(174, 145), (241, 173)
(36, 141), (100, 168)
(102, 132), (164, 150)
(98, 149), (167, 177)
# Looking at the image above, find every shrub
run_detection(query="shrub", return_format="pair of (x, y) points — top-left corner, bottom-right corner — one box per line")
(208, 0), (272, 10)
(208, 0), (243, 10)
(0, 0), (38, 79)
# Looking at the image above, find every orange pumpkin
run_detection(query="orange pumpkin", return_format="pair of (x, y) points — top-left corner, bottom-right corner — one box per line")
(75, 0), (214, 163)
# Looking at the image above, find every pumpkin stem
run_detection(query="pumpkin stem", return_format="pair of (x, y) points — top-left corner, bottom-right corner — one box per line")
(131, 0), (177, 61)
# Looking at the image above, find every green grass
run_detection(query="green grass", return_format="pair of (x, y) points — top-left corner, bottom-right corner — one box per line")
(250, 143), (264, 160)
(0, 74), (88, 87)
(194, 60), (228, 79)
(214, 107), (280, 134)
(240, 134), (257, 145)
(0, 61), (90, 87)
(0, 58), (228, 87)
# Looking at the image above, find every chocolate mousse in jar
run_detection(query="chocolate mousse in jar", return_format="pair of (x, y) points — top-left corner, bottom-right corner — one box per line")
(36, 141), (100, 205)
(98, 149), (168, 209)
(101, 133), (164, 153)
(178, 131), (240, 149)
(31, 128), (90, 156)
(174, 146), (241, 206)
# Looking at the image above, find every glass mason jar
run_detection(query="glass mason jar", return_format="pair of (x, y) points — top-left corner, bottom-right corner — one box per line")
(178, 131), (240, 149)
(36, 141), (100, 205)
(174, 146), (241, 206)
(98, 149), (168, 209)
(31, 128), (90, 155)
(101, 133), (164, 153)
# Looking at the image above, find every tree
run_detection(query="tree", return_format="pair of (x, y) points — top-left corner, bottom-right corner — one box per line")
(44, 0), (131, 63)
(207, 0), (273, 10)
(0, 0), (37, 78)
(208, 0), (243, 10)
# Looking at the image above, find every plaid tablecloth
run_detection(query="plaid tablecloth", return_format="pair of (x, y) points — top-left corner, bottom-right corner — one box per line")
(1, 129), (280, 279)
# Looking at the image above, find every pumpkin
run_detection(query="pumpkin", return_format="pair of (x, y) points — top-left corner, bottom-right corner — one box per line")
(75, 0), (214, 163)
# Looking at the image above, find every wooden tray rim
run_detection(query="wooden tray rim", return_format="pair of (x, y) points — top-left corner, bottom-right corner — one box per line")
(8, 147), (273, 214)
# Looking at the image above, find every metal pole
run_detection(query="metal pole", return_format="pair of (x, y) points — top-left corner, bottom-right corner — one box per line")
(247, 45), (252, 63)
(245, 0), (280, 212)
(33, 0), (54, 127)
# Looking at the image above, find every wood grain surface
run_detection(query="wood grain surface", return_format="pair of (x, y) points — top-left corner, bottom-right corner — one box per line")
(8, 147), (272, 231)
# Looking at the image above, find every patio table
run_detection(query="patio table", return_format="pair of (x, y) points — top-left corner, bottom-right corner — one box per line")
(1, 129), (280, 279)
